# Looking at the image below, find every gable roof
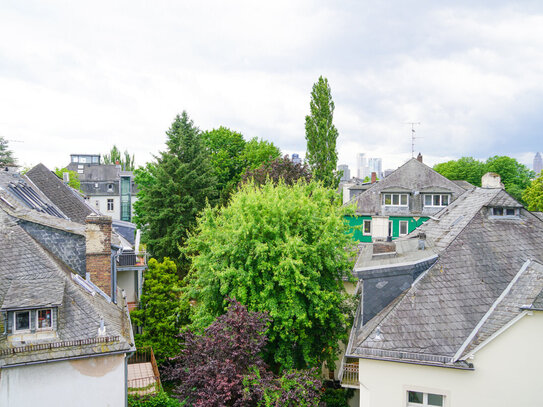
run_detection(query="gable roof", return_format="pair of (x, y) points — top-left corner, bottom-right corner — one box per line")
(353, 158), (468, 215)
(347, 188), (543, 368)
(0, 208), (134, 367)
(26, 163), (96, 224)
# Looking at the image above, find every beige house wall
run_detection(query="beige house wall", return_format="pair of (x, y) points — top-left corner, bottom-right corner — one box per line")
(355, 311), (543, 407)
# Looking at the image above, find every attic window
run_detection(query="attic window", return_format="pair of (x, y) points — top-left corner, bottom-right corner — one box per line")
(37, 309), (52, 330)
(382, 193), (408, 206)
(423, 194), (449, 207)
(14, 311), (30, 332)
(107, 184), (114, 192)
(491, 207), (519, 217)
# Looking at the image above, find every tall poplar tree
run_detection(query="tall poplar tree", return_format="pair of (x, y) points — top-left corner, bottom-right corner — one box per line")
(135, 111), (218, 271)
(305, 76), (340, 189)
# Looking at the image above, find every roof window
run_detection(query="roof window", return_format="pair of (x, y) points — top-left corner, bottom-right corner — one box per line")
(490, 207), (519, 218)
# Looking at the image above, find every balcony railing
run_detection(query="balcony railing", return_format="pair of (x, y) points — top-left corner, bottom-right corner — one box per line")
(117, 250), (147, 267)
(340, 362), (359, 387)
(127, 346), (161, 396)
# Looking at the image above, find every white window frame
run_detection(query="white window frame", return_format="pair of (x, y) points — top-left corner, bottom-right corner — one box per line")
(13, 310), (31, 333)
(399, 220), (409, 236)
(423, 194), (450, 207)
(107, 199), (114, 212)
(407, 390), (445, 406)
(36, 308), (53, 331)
(362, 219), (372, 236)
(382, 193), (409, 207)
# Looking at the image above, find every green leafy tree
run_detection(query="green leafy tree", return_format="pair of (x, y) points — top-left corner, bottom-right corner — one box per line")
(485, 155), (534, 203)
(241, 137), (281, 171)
(185, 181), (356, 372)
(0, 136), (15, 166)
(54, 167), (81, 191)
(523, 173), (543, 211)
(201, 127), (247, 205)
(103, 145), (135, 171)
(305, 76), (340, 189)
(134, 112), (218, 269)
(433, 157), (486, 187)
(130, 258), (187, 364)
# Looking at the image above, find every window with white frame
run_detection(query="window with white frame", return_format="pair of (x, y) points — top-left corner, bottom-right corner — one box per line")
(382, 193), (408, 206)
(37, 308), (53, 330)
(399, 220), (409, 236)
(423, 194), (450, 207)
(363, 219), (371, 235)
(107, 199), (114, 211)
(407, 391), (444, 406)
(491, 207), (518, 217)
(14, 310), (31, 332)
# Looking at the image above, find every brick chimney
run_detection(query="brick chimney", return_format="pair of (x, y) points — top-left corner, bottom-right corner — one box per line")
(85, 214), (112, 296)
(417, 153), (423, 163)
(371, 171), (377, 184)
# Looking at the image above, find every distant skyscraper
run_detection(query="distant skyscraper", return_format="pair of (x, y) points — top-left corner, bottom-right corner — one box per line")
(338, 164), (350, 181)
(357, 153), (382, 179)
(357, 153), (368, 179)
(534, 152), (542, 176)
(291, 153), (302, 164)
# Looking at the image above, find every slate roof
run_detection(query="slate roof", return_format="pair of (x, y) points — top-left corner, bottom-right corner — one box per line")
(26, 163), (96, 224)
(352, 158), (468, 216)
(1, 280), (65, 311)
(0, 208), (134, 367)
(347, 187), (543, 367)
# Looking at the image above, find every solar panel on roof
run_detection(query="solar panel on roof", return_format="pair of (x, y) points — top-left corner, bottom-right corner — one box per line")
(7, 181), (66, 219)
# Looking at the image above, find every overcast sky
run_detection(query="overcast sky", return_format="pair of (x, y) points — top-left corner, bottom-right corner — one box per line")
(2, 0), (543, 173)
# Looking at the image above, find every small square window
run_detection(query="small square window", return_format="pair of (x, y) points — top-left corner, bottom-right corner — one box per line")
(506, 208), (515, 216)
(493, 208), (504, 216)
(37, 309), (52, 330)
(15, 311), (30, 332)
(424, 195), (432, 206)
(363, 219), (372, 235)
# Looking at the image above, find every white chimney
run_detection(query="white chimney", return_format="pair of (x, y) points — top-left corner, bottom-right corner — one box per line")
(481, 172), (504, 189)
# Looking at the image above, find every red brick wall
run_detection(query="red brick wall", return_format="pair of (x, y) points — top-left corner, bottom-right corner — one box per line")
(85, 215), (112, 296)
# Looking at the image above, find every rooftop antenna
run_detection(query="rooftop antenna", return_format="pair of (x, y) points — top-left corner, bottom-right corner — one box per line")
(406, 122), (421, 158)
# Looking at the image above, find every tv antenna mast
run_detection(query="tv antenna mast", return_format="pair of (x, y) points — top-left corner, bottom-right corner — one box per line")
(406, 122), (421, 158)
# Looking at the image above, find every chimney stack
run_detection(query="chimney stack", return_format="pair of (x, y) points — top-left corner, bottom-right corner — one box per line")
(481, 172), (504, 189)
(85, 214), (112, 296)
(371, 171), (377, 184)
(417, 153), (423, 163)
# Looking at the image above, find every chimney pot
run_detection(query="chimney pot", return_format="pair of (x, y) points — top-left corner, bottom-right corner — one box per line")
(417, 153), (423, 163)
(371, 172), (377, 184)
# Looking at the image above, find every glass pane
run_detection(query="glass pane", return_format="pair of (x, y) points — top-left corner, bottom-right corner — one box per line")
(493, 207), (503, 216)
(433, 195), (440, 206)
(506, 208), (515, 216)
(424, 195), (432, 206)
(38, 309), (52, 329)
(364, 220), (371, 234)
(393, 194), (399, 205)
(442, 195), (449, 206)
(401, 194), (408, 205)
(16, 311), (30, 330)
(428, 393), (444, 406)
(408, 391), (423, 403)
(384, 194), (391, 205)
(400, 221), (408, 235)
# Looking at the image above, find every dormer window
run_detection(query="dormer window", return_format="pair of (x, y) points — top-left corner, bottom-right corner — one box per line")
(423, 194), (450, 207)
(490, 207), (519, 217)
(37, 309), (53, 330)
(14, 310), (30, 332)
(383, 193), (409, 206)
(107, 183), (114, 192)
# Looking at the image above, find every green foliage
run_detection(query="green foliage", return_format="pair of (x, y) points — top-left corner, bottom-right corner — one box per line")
(523, 173), (543, 211)
(242, 137), (281, 171)
(102, 145), (135, 171)
(54, 167), (81, 191)
(201, 127), (247, 205)
(134, 112), (218, 267)
(185, 180), (356, 371)
(320, 386), (355, 407)
(128, 391), (183, 407)
(131, 258), (187, 364)
(433, 157), (486, 187)
(433, 155), (535, 203)
(305, 76), (340, 189)
(0, 136), (15, 166)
